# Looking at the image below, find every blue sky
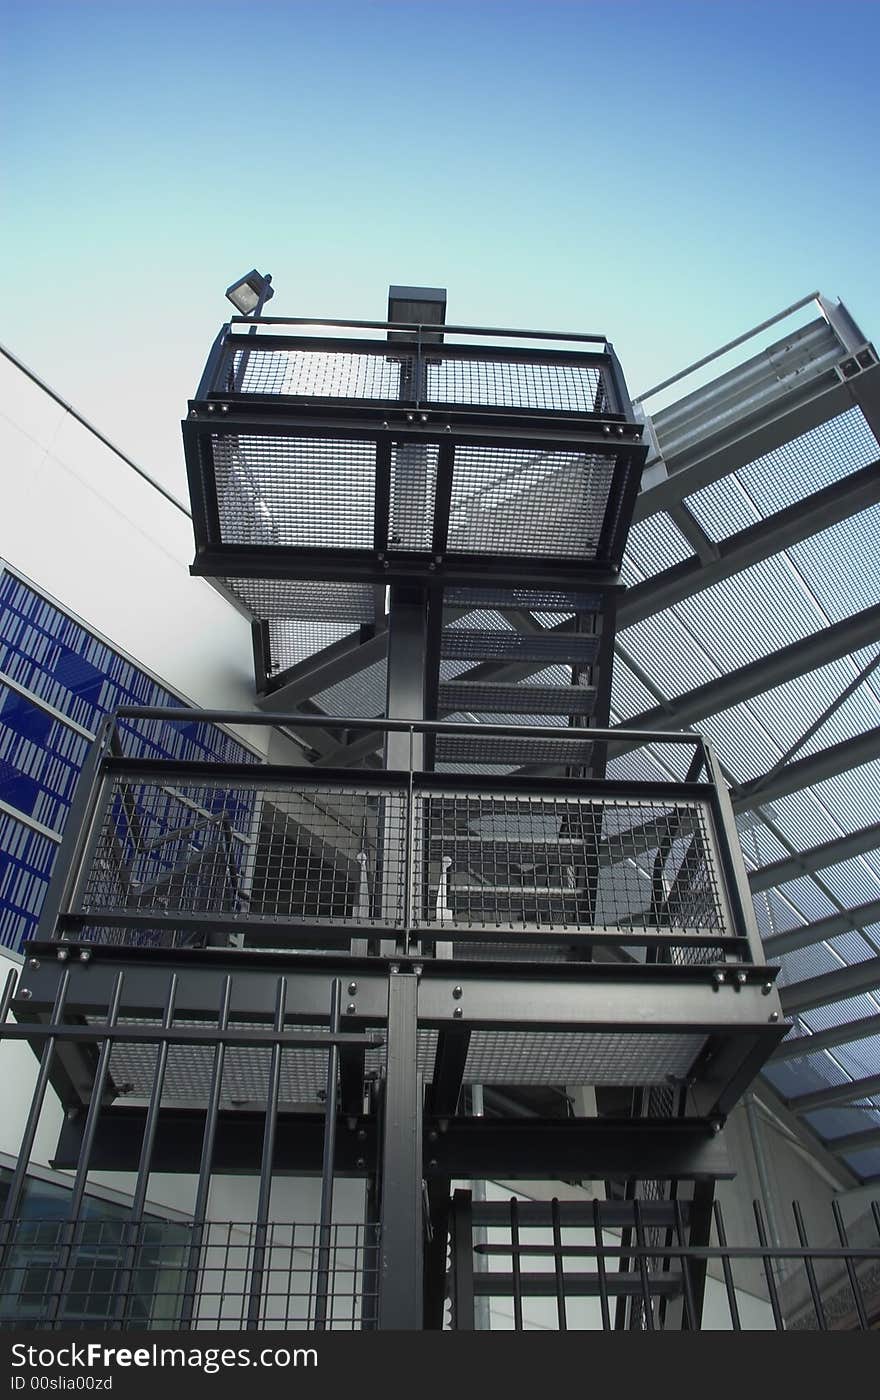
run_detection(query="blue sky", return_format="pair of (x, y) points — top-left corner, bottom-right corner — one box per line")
(2, 0), (878, 493)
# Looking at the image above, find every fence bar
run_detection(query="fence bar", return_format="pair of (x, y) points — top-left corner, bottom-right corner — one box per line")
(550, 1197), (567, 1330)
(593, 1199), (611, 1332)
(831, 1199), (869, 1331)
(712, 1200), (741, 1331)
(792, 1202), (826, 1331)
(510, 1199), (523, 1332)
(246, 976), (287, 1329)
(753, 1200), (784, 1330)
(114, 971), (178, 1324)
(46, 970), (124, 1325)
(314, 977), (342, 1330)
(632, 1199), (654, 1331)
(179, 975), (232, 1328)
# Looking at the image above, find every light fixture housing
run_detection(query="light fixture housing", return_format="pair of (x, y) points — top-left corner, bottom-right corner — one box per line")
(225, 270), (275, 316)
(387, 285), (447, 343)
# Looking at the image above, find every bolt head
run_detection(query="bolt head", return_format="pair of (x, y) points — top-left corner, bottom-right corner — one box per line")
(428, 1130), (438, 1142)
(420, 414), (428, 423)
(428, 1158), (438, 1169)
(762, 982), (773, 995)
(769, 1011), (779, 1022)
(713, 970), (726, 984)
(57, 948), (69, 961)
(356, 1157), (365, 1169)
(452, 985), (463, 999)
(221, 404), (229, 413)
(357, 1129), (367, 1141)
(453, 1007), (463, 1019)
(348, 982), (358, 995)
(28, 958), (40, 969)
(736, 971), (747, 984)
(346, 1002), (357, 1015)
(19, 988), (31, 1000)
(79, 949), (91, 962)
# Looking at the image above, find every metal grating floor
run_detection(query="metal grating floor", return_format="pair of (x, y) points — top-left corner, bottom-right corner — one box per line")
(438, 682), (597, 716)
(434, 735), (595, 766)
(95, 1025), (708, 1102)
(439, 629), (599, 665)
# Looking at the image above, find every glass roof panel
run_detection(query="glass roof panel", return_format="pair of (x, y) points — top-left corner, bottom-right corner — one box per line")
(624, 510), (693, 577)
(804, 1105), (880, 1139)
(684, 408), (878, 540)
(841, 1148), (880, 1178)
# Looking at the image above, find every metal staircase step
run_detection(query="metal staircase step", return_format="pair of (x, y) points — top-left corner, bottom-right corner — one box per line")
(440, 629), (599, 665)
(435, 735), (595, 766)
(444, 586), (602, 614)
(439, 681), (597, 715)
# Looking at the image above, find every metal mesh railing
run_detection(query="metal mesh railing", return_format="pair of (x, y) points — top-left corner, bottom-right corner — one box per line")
(212, 340), (612, 417)
(447, 447), (615, 557)
(0, 1218), (378, 1330)
(220, 344), (410, 402)
(79, 775), (408, 939)
(414, 791), (729, 947)
(212, 436), (376, 549)
(426, 356), (608, 413)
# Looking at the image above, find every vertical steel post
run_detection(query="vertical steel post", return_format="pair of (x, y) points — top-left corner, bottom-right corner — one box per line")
(377, 971), (422, 1328)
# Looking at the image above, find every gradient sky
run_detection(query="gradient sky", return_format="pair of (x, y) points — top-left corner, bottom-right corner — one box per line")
(2, 0), (878, 495)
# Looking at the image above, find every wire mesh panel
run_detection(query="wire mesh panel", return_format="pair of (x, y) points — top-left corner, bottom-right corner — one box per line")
(413, 789), (731, 948)
(225, 578), (376, 624)
(76, 773), (407, 943)
(425, 357), (609, 413)
(212, 435), (376, 549)
(218, 342), (410, 402)
(447, 446), (616, 558)
(388, 441), (439, 550)
(0, 1218), (378, 1331)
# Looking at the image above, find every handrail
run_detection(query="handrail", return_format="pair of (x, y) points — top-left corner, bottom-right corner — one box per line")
(114, 706), (709, 754)
(228, 315), (608, 345)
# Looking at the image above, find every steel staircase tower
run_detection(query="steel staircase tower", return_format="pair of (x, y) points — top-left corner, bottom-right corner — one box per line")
(3, 288), (787, 1331)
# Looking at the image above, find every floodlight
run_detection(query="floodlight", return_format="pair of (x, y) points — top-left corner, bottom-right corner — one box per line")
(225, 270), (275, 317)
(388, 285), (447, 343)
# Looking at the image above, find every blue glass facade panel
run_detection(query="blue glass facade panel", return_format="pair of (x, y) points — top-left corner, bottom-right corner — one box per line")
(0, 570), (257, 952)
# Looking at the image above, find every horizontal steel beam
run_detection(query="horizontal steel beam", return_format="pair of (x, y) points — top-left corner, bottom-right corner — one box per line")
(762, 895), (880, 960)
(617, 603), (880, 748)
(749, 820), (880, 894)
(621, 459), (880, 629)
(426, 1118), (733, 1180)
(779, 957), (880, 1015)
(733, 727), (880, 813)
(787, 1070), (880, 1115)
(771, 1013), (880, 1061)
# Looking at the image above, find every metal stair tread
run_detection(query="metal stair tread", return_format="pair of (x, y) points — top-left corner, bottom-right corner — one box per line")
(439, 681), (597, 715)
